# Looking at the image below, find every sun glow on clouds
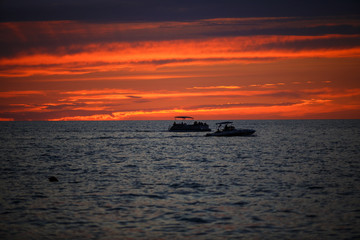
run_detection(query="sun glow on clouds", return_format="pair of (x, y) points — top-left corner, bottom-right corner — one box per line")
(0, 91), (45, 98)
(189, 86), (243, 90)
(2, 85), (359, 121)
(1, 16), (360, 120)
(2, 35), (360, 70)
(48, 97), (355, 121)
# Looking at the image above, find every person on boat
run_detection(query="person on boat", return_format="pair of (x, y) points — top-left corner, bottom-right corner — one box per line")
(224, 124), (234, 131)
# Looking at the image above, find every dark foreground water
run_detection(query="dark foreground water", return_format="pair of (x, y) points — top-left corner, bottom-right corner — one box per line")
(0, 120), (359, 239)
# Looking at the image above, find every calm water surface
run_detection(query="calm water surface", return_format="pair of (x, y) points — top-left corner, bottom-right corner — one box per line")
(0, 120), (359, 239)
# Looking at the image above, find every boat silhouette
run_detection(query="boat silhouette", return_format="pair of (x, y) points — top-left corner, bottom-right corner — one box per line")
(168, 116), (211, 132)
(206, 122), (255, 136)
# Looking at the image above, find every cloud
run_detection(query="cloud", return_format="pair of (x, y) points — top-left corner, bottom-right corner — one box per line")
(0, 90), (45, 98)
(1, 86), (359, 121)
(1, 16), (360, 59)
(46, 95), (360, 121)
(2, 33), (360, 79)
(2, 0), (360, 22)
(126, 95), (142, 99)
(3, 85), (358, 120)
(187, 102), (297, 110)
(1, 14), (359, 121)
(249, 83), (285, 88)
(0, 117), (14, 121)
(59, 89), (288, 102)
(260, 34), (360, 51)
(188, 86), (242, 90)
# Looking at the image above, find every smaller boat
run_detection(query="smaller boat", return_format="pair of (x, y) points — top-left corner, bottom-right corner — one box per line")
(169, 116), (211, 132)
(206, 121), (255, 136)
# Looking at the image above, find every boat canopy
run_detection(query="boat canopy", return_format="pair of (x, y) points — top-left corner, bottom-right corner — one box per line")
(174, 116), (194, 119)
(216, 121), (233, 125)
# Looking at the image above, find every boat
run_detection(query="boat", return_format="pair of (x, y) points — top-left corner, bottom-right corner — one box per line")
(168, 116), (211, 132)
(206, 121), (255, 136)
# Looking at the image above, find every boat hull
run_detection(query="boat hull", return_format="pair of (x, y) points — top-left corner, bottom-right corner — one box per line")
(169, 125), (211, 132)
(206, 129), (255, 136)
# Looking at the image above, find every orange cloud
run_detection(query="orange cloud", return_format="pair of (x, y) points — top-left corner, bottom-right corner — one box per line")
(188, 86), (243, 90)
(0, 90), (45, 98)
(58, 88), (286, 103)
(0, 117), (14, 121)
(47, 96), (360, 121)
(18, 85), (349, 120)
(249, 83), (285, 88)
(1, 17), (360, 121)
(1, 34), (360, 77)
(302, 88), (360, 99)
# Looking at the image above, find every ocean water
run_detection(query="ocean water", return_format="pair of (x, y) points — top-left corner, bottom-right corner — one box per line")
(0, 120), (359, 239)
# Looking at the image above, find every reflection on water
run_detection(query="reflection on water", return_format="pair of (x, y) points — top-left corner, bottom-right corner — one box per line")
(0, 120), (359, 239)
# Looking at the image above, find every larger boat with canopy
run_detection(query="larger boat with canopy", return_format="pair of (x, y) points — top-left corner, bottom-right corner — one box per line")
(168, 116), (211, 132)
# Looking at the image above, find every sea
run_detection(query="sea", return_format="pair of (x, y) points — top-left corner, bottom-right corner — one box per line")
(0, 120), (359, 240)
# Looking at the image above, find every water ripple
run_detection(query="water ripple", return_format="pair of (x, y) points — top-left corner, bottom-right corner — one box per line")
(0, 120), (359, 239)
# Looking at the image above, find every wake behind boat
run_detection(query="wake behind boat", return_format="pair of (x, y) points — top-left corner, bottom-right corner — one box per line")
(206, 121), (255, 136)
(169, 116), (211, 132)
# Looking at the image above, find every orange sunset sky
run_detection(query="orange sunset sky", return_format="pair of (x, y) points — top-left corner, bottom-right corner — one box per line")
(1, 0), (360, 121)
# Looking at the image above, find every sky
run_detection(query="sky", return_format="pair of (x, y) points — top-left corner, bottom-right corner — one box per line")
(1, 0), (360, 121)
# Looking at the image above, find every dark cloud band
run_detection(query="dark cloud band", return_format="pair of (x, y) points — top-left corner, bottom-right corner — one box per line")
(1, 0), (360, 22)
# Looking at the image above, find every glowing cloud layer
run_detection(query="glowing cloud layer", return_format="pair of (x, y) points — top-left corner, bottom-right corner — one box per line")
(1, 16), (360, 120)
